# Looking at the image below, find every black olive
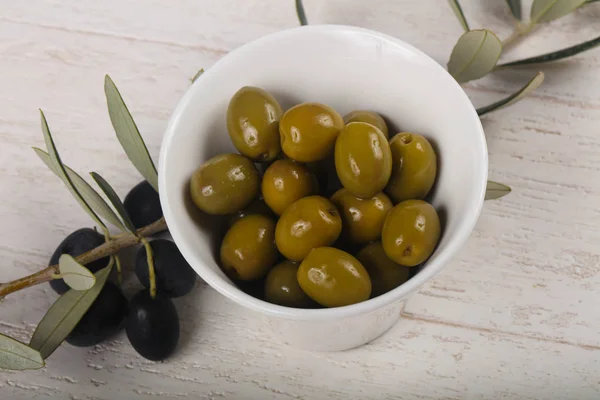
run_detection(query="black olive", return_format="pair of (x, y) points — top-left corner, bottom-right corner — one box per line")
(66, 282), (128, 347)
(125, 290), (179, 361)
(49, 228), (111, 294)
(135, 239), (196, 298)
(124, 181), (163, 229)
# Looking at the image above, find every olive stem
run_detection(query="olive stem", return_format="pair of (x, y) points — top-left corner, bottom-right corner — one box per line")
(141, 238), (157, 299)
(114, 255), (123, 286)
(502, 22), (535, 48)
(0, 217), (168, 298)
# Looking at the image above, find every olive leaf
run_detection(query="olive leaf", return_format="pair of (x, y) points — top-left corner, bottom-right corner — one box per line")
(29, 261), (114, 359)
(34, 148), (128, 232)
(39, 111), (108, 232)
(447, 29), (503, 83)
(0, 334), (44, 371)
(90, 172), (137, 233)
(448, 0), (470, 32)
(586, 0), (600, 3)
(485, 181), (512, 200)
(530, 0), (586, 23)
(497, 35), (600, 67)
(191, 68), (205, 83)
(58, 254), (96, 291)
(295, 0), (308, 25)
(477, 72), (545, 116)
(104, 75), (159, 192)
(506, 0), (522, 19)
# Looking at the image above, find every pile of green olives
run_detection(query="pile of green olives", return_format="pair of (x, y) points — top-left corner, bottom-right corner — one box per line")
(189, 86), (441, 309)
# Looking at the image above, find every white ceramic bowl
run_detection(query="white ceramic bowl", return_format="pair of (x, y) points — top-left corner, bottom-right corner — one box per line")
(159, 25), (487, 351)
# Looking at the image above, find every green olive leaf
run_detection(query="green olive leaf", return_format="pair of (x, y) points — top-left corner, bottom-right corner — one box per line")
(191, 68), (205, 83)
(39, 111), (108, 232)
(586, 0), (600, 3)
(497, 35), (600, 67)
(448, 0), (470, 32)
(447, 29), (503, 83)
(30, 261), (114, 359)
(0, 334), (44, 371)
(58, 254), (96, 291)
(296, 0), (308, 25)
(90, 172), (137, 233)
(33, 148), (128, 232)
(530, 0), (586, 23)
(485, 181), (512, 200)
(477, 72), (545, 116)
(506, 0), (522, 19)
(104, 75), (159, 192)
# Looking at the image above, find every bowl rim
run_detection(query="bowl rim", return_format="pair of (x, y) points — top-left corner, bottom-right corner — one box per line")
(159, 24), (488, 321)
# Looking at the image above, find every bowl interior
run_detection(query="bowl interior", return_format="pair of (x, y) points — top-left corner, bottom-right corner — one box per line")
(159, 25), (487, 319)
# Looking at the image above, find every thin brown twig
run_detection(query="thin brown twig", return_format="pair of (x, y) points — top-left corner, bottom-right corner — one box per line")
(0, 217), (168, 298)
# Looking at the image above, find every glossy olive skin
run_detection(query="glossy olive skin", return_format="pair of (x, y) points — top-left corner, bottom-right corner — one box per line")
(334, 122), (392, 198)
(49, 228), (111, 294)
(220, 215), (278, 281)
(264, 261), (313, 308)
(275, 196), (342, 262)
(262, 159), (318, 215)
(385, 133), (437, 203)
(331, 189), (393, 244)
(356, 242), (410, 297)
(124, 181), (163, 229)
(190, 153), (260, 215)
(297, 247), (371, 307)
(125, 290), (179, 361)
(381, 200), (441, 267)
(227, 197), (274, 227)
(135, 239), (197, 298)
(227, 86), (283, 162)
(66, 282), (128, 347)
(279, 102), (344, 162)
(343, 110), (389, 138)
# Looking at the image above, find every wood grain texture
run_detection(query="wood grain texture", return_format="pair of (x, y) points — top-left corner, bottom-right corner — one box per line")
(1, 0), (600, 398)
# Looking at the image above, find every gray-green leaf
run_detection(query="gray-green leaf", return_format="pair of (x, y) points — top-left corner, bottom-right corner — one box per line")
(497, 35), (600, 67)
(447, 29), (503, 83)
(104, 75), (159, 192)
(477, 72), (545, 116)
(191, 68), (205, 83)
(0, 334), (44, 371)
(448, 0), (470, 32)
(34, 148), (128, 232)
(91, 172), (137, 233)
(506, 0), (522, 19)
(39, 111), (107, 231)
(58, 254), (96, 291)
(29, 262), (113, 359)
(485, 181), (512, 200)
(295, 0), (308, 25)
(530, 0), (586, 23)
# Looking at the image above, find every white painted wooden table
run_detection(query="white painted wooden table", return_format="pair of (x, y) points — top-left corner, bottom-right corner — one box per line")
(1, 0), (600, 398)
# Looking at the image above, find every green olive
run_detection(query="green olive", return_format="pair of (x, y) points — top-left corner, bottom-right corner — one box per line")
(356, 242), (410, 297)
(261, 159), (318, 215)
(343, 110), (389, 138)
(264, 261), (313, 308)
(190, 153), (260, 215)
(279, 102), (344, 162)
(227, 197), (274, 227)
(334, 122), (392, 198)
(297, 247), (371, 307)
(226, 86), (283, 162)
(331, 189), (393, 244)
(220, 214), (278, 281)
(381, 200), (440, 267)
(275, 196), (342, 262)
(385, 132), (437, 203)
